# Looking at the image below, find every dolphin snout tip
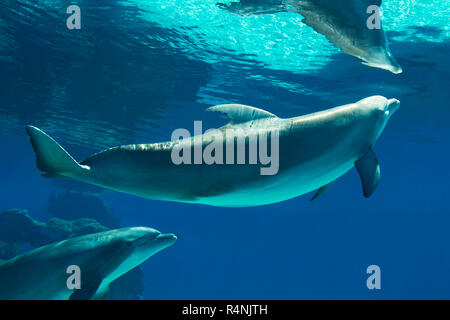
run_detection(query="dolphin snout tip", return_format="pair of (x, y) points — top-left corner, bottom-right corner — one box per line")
(384, 52), (402, 74)
(156, 233), (178, 245)
(389, 64), (403, 74)
(387, 99), (400, 114)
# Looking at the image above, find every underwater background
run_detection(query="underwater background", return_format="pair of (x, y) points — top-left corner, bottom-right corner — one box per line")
(0, 0), (449, 299)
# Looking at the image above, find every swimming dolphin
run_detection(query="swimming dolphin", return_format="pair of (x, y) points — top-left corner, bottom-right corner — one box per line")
(0, 227), (177, 300)
(217, 0), (402, 73)
(26, 96), (399, 207)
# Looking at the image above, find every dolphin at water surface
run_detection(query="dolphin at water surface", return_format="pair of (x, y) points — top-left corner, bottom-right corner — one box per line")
(26, 96), (399, 207)
(0, 227), (177, 300)
(217, 0), (402, 73)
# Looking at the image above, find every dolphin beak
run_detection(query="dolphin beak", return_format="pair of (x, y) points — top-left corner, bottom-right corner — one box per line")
(385, 53), (402, 74)
(388, 57), (403, 74)
(383, 45), (402, 74)
(366, 46), (403, 74)
(387, 99), (400, 115)
(154, 233), (178, 247)
(389, 64), (402, 74)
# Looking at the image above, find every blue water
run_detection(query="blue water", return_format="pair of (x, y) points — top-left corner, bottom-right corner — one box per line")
(0, 0), (450, 299)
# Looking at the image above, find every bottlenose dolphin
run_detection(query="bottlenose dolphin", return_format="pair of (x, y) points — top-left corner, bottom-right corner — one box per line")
(0, 227), (177, 300)
(26, 96), (399, 207)
(217, 0), (402, 73)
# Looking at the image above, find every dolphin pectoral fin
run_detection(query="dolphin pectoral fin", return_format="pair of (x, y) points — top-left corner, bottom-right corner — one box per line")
(92, 283), (110, 300)
(206, 104), (278, 125)
(355, 148), (380, 198)
(25, 126), (90, 177)
(69, 276), (103, 300)
(310, 181), (334, 201)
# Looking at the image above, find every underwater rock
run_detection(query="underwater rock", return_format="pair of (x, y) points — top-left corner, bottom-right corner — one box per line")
(0, 209), (108, 247)
(48, 191), (120, 228)
(46, 217), (109, 239)
(0, 241), (21, 261)
(0, 209), (50, 246)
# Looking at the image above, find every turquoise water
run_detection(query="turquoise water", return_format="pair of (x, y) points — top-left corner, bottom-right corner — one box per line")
(0, 0), (449, 299)
(137, 0), (450, 73)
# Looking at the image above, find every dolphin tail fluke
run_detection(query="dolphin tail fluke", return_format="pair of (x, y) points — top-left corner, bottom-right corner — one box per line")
(25, 126), (90, 177)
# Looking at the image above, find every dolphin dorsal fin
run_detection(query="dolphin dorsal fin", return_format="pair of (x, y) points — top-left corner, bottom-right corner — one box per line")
(206, 104), (277, 125)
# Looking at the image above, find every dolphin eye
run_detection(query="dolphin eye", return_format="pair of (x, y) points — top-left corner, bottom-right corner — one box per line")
(125, 241), (133, 247)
